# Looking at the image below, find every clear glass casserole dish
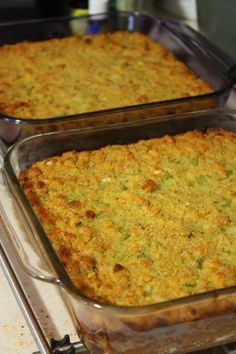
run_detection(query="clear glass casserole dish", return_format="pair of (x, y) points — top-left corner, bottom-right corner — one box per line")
(0, 11), (236, 147)
(1, 108), (236, 354)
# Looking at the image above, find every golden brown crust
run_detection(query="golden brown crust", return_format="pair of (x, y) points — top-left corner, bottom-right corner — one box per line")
(0, 31), (212, 119)
(19, 128), (236, 308)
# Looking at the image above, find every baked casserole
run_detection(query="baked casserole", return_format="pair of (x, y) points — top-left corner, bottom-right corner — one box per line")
(0, 31), (212, 119)
(19, 127), (236, 306)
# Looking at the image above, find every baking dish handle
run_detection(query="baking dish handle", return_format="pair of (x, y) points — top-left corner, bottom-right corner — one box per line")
(162, 20), (236, 83)
(0, 168), (62, 286)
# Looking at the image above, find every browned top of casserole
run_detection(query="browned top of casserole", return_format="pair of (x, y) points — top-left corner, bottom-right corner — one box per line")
(19, 128), (236, 306)
(0, 31), (212, 119)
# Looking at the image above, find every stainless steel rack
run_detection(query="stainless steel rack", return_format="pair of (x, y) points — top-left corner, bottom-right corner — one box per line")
(0, 242), (88, 354)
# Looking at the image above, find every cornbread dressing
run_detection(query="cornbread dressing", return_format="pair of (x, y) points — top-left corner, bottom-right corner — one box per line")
(0, 31), (212, 119)
(19, 128), (236, 306)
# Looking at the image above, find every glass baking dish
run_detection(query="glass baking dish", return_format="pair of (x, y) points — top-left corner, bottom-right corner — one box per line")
(1, 108), (236, 354)
(0, 11), (236, 148)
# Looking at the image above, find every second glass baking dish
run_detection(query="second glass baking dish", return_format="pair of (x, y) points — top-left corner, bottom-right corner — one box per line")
(0, 11), (235, 147)
(1, 108), (236, 354)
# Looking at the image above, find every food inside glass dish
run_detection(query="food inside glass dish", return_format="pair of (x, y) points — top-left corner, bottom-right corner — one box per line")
(19, 127), (236, 306)
(0, 31), (212, 119)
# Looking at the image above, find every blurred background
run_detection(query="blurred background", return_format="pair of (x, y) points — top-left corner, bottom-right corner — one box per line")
(0, 0), (235, 59)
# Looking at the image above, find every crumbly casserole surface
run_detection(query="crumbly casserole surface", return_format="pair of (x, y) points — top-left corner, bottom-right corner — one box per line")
(0, 31), (212, 119)
(19, 128), (236, 306)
